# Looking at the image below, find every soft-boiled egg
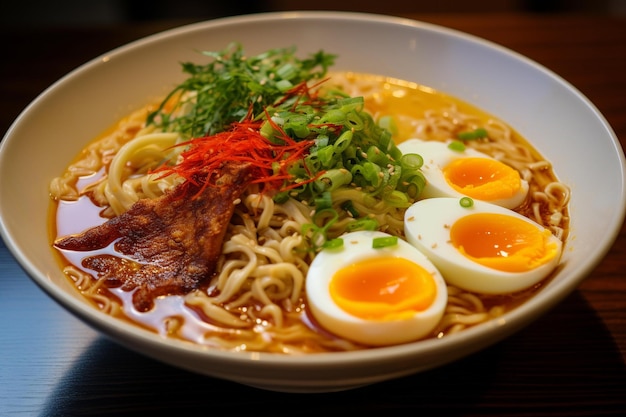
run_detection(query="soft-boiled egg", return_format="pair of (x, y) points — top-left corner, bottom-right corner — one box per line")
(404, 197), (563, 295)
(397, 138), (529, 209)
(306, 230), (447, 346)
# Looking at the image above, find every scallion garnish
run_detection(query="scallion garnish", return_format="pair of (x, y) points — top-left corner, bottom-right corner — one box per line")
(314, 191), (333, 210)
(460, 197), (474, 208)
(448, 140), (466, 152)
(377, 115), (398, 136)
(457, 127), (488, 141)
(372, 236), (398, 249)
(322, 238), (344, 250)
(346, 218), (379, 232)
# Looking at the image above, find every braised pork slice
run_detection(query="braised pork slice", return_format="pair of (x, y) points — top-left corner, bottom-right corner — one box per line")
(55, 162), (253, 312)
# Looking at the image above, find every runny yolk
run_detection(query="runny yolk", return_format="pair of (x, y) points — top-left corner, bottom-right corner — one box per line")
(450, 213), (559, 272)
(329, 257), (436, 321)
(443, 157), (521, 201)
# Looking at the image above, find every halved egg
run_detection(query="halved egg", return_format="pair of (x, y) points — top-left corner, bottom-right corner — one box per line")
(305, 230), (447, 346)
(404, 197), (563, 294)
(397, 138), (529, 209)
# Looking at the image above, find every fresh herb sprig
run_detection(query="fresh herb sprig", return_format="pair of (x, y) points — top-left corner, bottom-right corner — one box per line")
(146, 43), (335, 138)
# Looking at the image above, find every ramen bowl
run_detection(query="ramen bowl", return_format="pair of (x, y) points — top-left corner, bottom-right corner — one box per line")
(0, 11), (624, 393)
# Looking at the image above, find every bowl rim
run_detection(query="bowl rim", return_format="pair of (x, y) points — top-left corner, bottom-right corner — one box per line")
(1, 10), (625, 370)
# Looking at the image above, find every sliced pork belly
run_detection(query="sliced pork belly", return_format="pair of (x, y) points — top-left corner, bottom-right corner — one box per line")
(55, 162), (252, 311)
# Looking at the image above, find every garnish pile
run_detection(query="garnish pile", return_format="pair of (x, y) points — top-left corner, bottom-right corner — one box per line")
(149, 43), (427, 247)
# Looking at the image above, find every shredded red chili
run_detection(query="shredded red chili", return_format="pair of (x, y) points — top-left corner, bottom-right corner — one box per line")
(154, 116), (321, 198)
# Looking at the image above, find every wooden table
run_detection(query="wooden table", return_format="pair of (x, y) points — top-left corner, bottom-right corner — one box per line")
(1, 13), (625, 416)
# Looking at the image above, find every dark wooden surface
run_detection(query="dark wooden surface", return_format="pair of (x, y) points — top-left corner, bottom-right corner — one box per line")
(1, 13), (625, 416)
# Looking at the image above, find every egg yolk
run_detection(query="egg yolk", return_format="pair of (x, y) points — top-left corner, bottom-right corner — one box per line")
(443, 157), (522, 201)
(450, 213), (559, 272)
(329, 257), (437, 321)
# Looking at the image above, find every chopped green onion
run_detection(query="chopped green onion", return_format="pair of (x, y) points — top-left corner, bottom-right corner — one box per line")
(346, 218), (379, 232)
(401, 173), (426, 199)
(345, 111), (364, 131)
(355, 162), (383, 187)
(284, 113), (311, 138)
(400, 153), (424, 170)
(448, 140), (466, 152)
(273, 191), (290, 204)
(314, 191), (333, 210)
(383, 190), (411, 208)
(386, 165), (401, 189)
(378, 115), (398, 136)
(319, 109), (345, 124)
(303, 153), (322, 172)
(372, 236), (398, 249)
(338, 96), (364, 112)
(333, 130), (353, 153)
(322, 238), (344, 250)
(314, 169), (353, 192)
(460, 197), (474, 208)
(314, 135), (329, 148)
(304, 208), (340, 251)
(457, 127), (488, 140)
(366, 145), (390, 166)
(317, 145), (336, 168)
(384, 135), (403, 161)
(259, 119), (277, 140)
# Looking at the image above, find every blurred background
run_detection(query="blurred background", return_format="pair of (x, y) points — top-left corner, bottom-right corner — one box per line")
(3, 0), (626, 27)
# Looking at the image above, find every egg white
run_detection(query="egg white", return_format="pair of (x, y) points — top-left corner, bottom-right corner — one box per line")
(397, 138), (529, 209)
(404, 197), (563, 295)
(306, 230), (448, 346)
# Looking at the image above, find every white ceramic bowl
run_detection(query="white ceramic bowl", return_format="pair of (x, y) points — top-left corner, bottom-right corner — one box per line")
(1, 11), (624, 393)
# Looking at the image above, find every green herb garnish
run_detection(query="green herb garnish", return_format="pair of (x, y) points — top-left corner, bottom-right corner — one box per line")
(372, 236), (398, 249)
(447, 140), (466, 152)
(457, 127), (488, 141)
(146, 43), (335, 138)
(322, 238), (344, 250)
(460, 197), (474, 208)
